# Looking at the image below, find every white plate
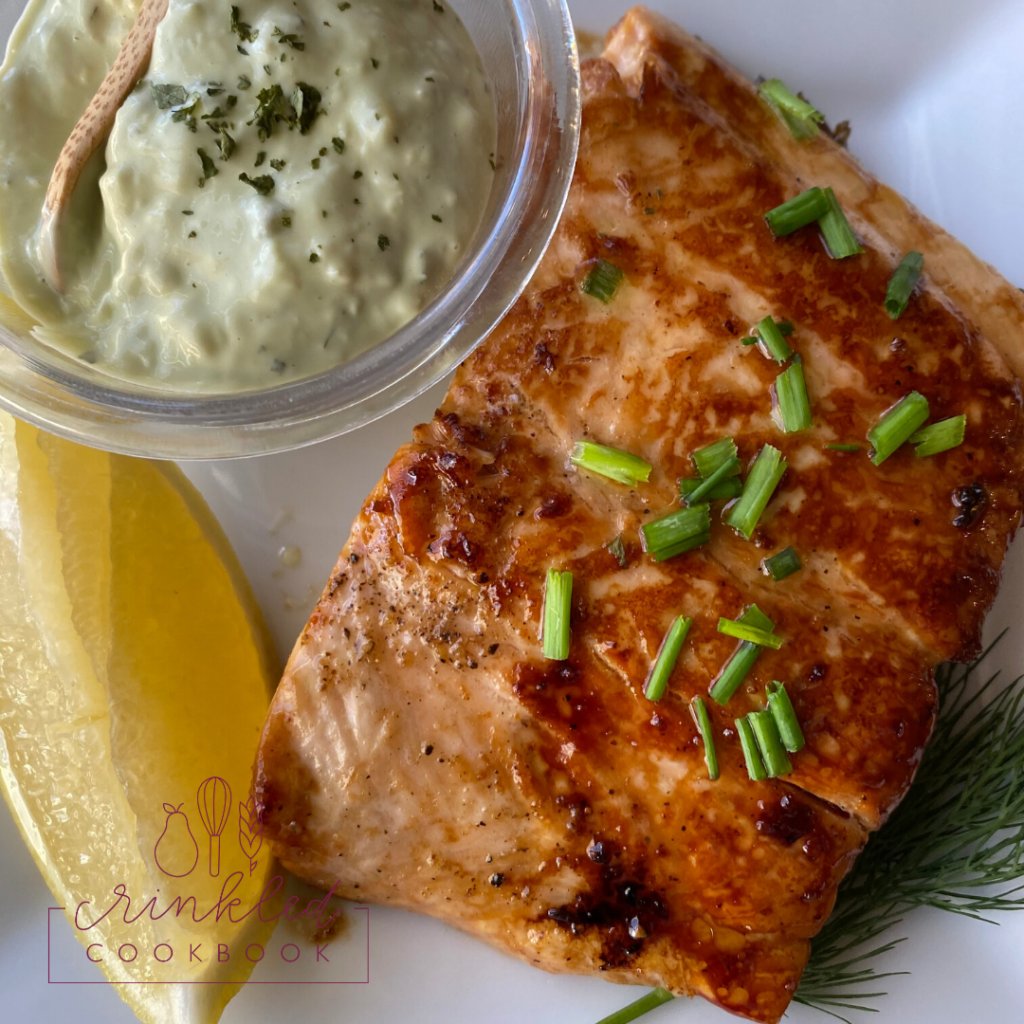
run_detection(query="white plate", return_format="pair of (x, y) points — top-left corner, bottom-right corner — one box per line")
(3, 0), (1024, 1021)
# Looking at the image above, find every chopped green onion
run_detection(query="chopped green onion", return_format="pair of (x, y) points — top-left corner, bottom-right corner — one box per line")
(644, 616), (692, 702)
(691, 437), (740, 479)
(594, 989), (675, 1024)
(754, 315), (793, 363)
(827, 443), (861, 453)
(766, 681), (805, 753)
(818, 187), (863, 259)
(709, 607), (773, 704)
(777, 321), (795, 337)
(690, 696), (719, 780)
(571, 440), (652, 486)
(749, 709), (793, 776)
(773, 355), (812, 432)
(717, 616), (784, 650)
(764, 187), (829, 236)
(580, 259), (624, 303)
(868, 391), (930, 465)
(761, 547), (802, 581)
(759, 78), (825, 140)
(683, 457), (741, 506)
(542, 569), (572, 661)
(725, 444), (788, 540)
(884, 251), (924, 320)
(736, 716), (767, 781)
(607, 534), (627, 568)
(641, 505), (711, 562)
(909, 415), (966, 458)
(679, 476), (743, 501)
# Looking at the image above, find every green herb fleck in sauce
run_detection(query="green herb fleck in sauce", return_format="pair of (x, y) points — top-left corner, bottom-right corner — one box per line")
(239, 172), (275, 195)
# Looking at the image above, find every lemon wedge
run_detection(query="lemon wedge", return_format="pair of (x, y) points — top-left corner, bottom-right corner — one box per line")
(0, 413), (282, 1024)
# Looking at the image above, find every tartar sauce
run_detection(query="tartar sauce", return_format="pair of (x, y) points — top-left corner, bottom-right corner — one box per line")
(0, 0), (495, 390)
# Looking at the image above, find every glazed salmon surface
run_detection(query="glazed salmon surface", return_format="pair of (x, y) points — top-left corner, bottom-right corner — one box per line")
(255, 9), (1024, 1021)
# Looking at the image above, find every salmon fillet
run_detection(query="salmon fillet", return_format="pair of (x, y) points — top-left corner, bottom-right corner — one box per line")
(254, 9), (1024, 1021)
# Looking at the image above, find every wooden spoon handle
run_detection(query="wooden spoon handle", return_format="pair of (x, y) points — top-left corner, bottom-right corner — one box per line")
(38, 0), (169, 292)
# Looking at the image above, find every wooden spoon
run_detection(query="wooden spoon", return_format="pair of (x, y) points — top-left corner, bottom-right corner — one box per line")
(38, 0), (169, 293)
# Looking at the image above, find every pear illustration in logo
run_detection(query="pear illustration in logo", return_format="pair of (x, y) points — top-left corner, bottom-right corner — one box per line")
(153, 802), (199, 877)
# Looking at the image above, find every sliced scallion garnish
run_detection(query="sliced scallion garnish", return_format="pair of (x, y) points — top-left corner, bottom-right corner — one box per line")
(774, 354), (812, 432)
(683, 457), (742, 507)
(764, 187), (829, 236)
(690, 696), (719, 780)
(749, 708), (793, 777)
(571, 440), (652, 485)
(755, 315), (793, 363)
(885, 251), (924, 320)
(761, 547), (802, 581)
(736, 716), (767, 781)
(580, 259), (624, 303)
(827, 443), (861, 453)
(691, 437), (740, 479)
(818, 187), (863, 259)
(717, 616), (784, 650)
(709, 606), (773, 705)
(542, 569), (572, 661)
(679, 476), (743, 502)
(766, 681), (805, 753)
(644, 616), (692, 702)
(641, 505), (711, 562)
(759, 78), (825, 140)
(725, 444), (788, 540)
(909, 415), (966, 458)
(868, 391), (930, 465)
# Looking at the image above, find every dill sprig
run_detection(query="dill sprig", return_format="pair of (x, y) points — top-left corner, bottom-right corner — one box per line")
(796, 629), (1024, 1020)
(594, 631), (1024, 1024)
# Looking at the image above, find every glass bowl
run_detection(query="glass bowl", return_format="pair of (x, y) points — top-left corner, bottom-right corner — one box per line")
(0, 0), (580, 459)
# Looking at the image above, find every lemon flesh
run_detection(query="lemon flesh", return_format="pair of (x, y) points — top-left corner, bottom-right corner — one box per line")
(0, 414), (281, 1024)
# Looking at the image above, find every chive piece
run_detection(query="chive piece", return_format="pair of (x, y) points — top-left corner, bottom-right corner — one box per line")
(678, 476), (743, 501)
(684, 457), (741, 506)
(691, 697), (719, 780)
(580, 259), (624, 303)
(827, 443), (861, 453)
(725, 444), (788, 540)
(885, 251), (924, 319)
(542, 569), (572, 661)
(709, 607), (772, 704)
(594, 989), (675, 1024)
(761, 547), (802, 581)
(818, 187), (863, 259)
(736, 716), (767, 781)
(764, 187), (829, 236)
(571, 440), (653, 486)
(759, 79), (825, 140)
(717, 617), (784, 650)
(607, 535), (628, 568)
(755, 315), (793, 363)
(766, 681), (805, 753)
(749, 709), (793, 777)
(644, 616), (692, 702)
(868, 391), (930, 465)
(777, 321), (795, 337)
(641, 506), (711, 562)
(909, 414), (966, 458)
(691, 437), (740, 479)
(774, 355), (812, 432)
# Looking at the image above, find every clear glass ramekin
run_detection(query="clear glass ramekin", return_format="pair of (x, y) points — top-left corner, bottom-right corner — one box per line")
(0, 0), (580, 459)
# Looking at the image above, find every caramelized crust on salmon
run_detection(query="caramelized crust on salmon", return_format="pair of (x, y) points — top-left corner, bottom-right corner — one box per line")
(255, 10), (1024, 1021)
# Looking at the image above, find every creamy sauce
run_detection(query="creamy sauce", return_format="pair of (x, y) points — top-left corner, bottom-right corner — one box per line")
(0, 0), (495, 390)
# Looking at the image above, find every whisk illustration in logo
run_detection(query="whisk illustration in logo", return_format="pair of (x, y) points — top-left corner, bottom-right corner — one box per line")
(46, 768), (370, 986)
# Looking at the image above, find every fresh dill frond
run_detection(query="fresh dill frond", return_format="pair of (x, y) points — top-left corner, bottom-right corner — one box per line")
(593, 631), (1024, 1024)
(797, 629), (1024, 1021)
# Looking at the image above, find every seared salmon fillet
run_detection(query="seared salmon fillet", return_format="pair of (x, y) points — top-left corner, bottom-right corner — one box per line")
(255, 8), (1024, 1021)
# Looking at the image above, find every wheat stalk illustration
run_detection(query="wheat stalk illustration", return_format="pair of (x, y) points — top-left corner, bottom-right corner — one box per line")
(238, 796), (262, 876)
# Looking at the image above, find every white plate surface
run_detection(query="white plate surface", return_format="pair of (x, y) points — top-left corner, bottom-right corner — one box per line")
(3, 0), (1024, 1021)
